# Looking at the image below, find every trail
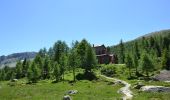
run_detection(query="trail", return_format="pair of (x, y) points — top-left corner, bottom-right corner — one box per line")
(101, 75), (133, 100)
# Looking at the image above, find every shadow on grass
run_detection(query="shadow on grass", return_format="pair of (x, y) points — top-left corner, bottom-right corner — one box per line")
(76, 71), (98, 81)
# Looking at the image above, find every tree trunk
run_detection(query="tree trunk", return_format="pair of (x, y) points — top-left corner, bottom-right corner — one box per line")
(73, 68), (75, 81)
(129, 67), (131, 77)
(63, 72), (64, 82)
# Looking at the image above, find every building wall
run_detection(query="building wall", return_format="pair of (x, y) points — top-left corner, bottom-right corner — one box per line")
(94, 45), (116, 64)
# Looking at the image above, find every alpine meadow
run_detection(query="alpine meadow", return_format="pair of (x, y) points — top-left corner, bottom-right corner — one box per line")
(0, 0), (170, 100)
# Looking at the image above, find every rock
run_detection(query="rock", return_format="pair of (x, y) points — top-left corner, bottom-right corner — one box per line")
(133, 82), (145, 89)
(67, 90), (78, 95)
(11, 79), (18, 82)
(153, 70), (170, 81)
(63, 95), (72, 100)
(140, 86), (170, 92)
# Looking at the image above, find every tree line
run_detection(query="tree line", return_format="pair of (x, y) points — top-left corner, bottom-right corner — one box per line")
(0, 39), (97, 83)
(112, 31), (170, 77)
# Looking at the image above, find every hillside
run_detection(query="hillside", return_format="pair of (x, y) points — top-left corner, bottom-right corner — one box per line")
(110, 29), (170, 72)
(141, 29), (170, 38)
(0, 52), (37, 68)
(111, 29), (170, 54)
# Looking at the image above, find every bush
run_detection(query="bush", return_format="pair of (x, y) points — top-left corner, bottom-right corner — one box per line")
(76, 72), (97, 81)
(101, 64), (127, 77)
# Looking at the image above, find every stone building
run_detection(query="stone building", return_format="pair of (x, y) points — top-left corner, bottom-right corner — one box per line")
(93, 45), (117, 64)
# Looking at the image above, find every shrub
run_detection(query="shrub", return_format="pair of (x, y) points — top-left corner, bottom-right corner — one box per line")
(101, 64), (127, 77)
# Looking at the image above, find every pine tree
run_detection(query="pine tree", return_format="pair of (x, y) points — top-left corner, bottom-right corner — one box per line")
(59, 53), (68, 81)
(84, 44), (97, 73)
(27, 62), (41, 83)
(22, 58), (28, 77)
(0, 69), (5, 81)
(53, 62), (61, 82)
(68, 49), (80, 81)
(125, 54), (133, 77)
(162, 48), (170, 70)
(76, 39), (88, 68)
(140, 52), (154, 77)
(42, 56), (51, 79)
(53, 40), (68, 62)
(119, 39), (125, 64)
(15, 61), (22, 79)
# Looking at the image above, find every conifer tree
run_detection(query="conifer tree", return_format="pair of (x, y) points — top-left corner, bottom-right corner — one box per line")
(15, 61), (22, 79)
(125, 54), (133, 77)
(53, 62), (61, 82)
(27, 61), (41, 83)
(119, 39), (125, 64)
(140, 52), (154, 77)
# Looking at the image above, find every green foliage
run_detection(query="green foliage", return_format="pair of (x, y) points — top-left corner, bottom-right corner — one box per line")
(53, 40), (68, 62)
(15, 61), (22, 79)
(139, 52), (154, 77)
(84, 44), (97, 72)
(118, 39), (125, 64)
(59, 53), (68, 81)
(125, 53), (133, 77)
(77, 39), (97, 73)
(162, 48), (170, 70)
(53, 62), (61, 82)
(77, 39), (88, 68)
(42, 56), (51, 79)
(22, 58), (29, 77)
(27, 62), (41, 83)
(101, 64), (127, 78)
(68, 48), (80, 81)
(101, 64), (116, 77)
(110, 30), (170, 77)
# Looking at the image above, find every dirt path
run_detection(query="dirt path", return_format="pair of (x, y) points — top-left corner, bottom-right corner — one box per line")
(101, 75), (133, 100)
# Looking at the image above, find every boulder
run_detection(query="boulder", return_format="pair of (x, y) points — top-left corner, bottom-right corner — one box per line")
(153, 70), (170, 81)
(63, 95), (72, 100)
(140, 86), (170, 92)
(67, 90), (78, 95)
(11, 79), (18, 82)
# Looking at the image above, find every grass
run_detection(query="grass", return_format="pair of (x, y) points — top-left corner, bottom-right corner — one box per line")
(0, 70), (122, 100)
(1, 65), (170, 100)
(132, 89), (170, 100)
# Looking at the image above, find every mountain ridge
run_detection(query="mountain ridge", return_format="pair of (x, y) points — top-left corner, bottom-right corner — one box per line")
(0, 52), (37, 68)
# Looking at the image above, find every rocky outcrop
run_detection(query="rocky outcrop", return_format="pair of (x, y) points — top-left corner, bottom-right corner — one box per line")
(153, 70), (170, 81)
(140, 86), (170, 92)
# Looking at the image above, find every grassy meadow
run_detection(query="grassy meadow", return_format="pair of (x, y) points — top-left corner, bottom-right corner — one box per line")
(0, 70), (122, 100)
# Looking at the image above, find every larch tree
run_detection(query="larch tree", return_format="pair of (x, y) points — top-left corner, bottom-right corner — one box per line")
(125, 53), (133, 77)
(119, 39), (125, 64)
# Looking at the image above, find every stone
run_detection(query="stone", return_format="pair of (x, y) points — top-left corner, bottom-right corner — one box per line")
(67, 90), (78, 95)
(11, 79), (18, 82)
(140, 86), (170, 92)
(63, 95), (72, 100)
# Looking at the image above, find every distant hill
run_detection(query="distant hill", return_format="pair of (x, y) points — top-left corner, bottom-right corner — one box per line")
(110, 29), (170, 60)
(0, 52), (37, 68)
(138, 29), (170, 38)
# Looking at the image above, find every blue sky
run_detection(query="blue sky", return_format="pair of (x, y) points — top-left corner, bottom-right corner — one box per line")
(0, 0), (170, 55)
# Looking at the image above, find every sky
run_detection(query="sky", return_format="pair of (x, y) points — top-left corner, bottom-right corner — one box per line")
(0, 0), (170, 55)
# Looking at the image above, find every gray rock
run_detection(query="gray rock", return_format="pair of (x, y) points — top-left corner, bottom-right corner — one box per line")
(141, 86), (170, 92)
(11, 79), (18, 82)
(67, 90), (78, 95)
(63, 95), (72, 100)
(153, 70), (170, 81)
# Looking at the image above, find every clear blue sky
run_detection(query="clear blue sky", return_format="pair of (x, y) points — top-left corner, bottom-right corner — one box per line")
(0, 0), (170, 55)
